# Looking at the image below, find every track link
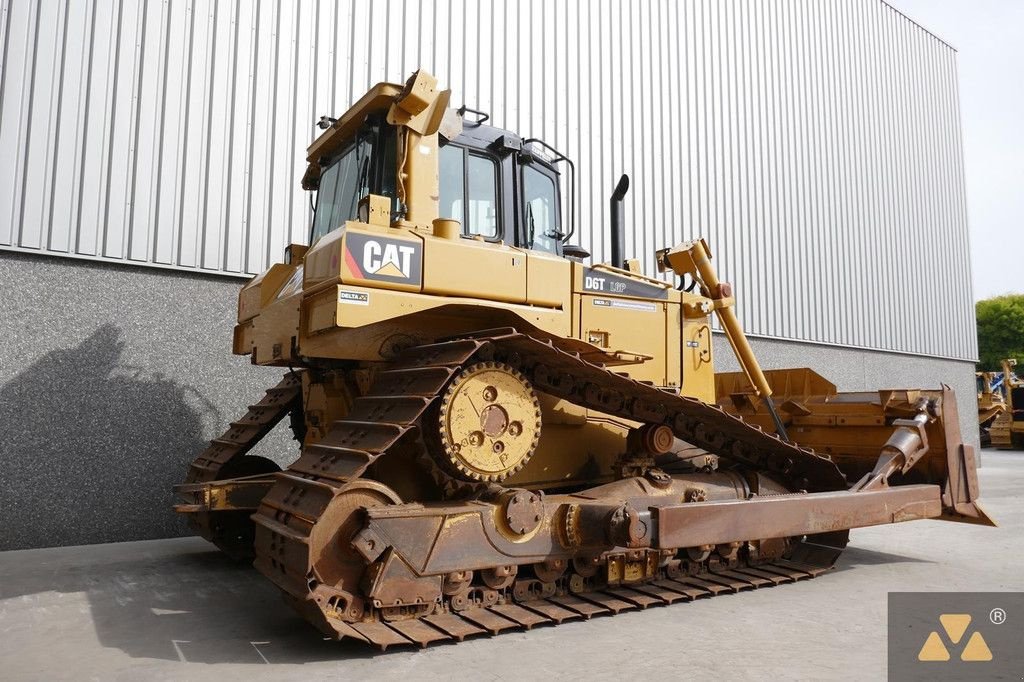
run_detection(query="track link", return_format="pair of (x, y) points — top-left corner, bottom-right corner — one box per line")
(181, 371), (302, 553)
(251, 331), (850, 645)
(325, 556), (832, 650)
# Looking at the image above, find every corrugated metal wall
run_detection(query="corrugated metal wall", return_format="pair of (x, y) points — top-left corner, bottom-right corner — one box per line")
(0, 0), (975, 360)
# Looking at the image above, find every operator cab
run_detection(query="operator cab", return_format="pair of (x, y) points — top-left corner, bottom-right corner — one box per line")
(307, 110), (583, 259)
(308, 114), (397, 247)
(438, 110), (574, 258)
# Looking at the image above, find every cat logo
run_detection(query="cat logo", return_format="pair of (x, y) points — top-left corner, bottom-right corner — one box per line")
(343, 232), (422, 285)
(362, 240), (415, 278)
(917, 614), (993, 662)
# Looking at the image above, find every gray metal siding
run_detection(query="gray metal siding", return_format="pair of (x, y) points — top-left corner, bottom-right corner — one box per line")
(0, 0), (976, 360)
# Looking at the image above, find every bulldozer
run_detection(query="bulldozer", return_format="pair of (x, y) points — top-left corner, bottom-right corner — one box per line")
(976, 370), (1007, 448)
(988, 359), (1024, 449)
(175, 70), (992, 649)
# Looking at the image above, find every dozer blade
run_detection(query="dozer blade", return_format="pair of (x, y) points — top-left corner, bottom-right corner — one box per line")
(936, 385), (994, 525)
(717, 370), (995, 526)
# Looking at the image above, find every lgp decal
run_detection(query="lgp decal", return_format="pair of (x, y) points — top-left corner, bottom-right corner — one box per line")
(343, 232), (422, 285)
(582, 267), (669, 300)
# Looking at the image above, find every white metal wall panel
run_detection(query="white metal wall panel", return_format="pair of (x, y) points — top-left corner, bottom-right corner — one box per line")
(0, 0), (976, 360)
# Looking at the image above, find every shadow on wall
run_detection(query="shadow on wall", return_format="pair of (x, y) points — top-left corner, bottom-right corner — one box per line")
(0, 324), (212, 550)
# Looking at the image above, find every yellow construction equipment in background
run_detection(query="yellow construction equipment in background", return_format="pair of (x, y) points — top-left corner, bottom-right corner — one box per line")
(988, 359), (1024, 449)
(977, 370), (1006, 447)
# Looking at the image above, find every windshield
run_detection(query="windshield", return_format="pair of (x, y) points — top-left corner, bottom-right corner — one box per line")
(310, 136), (373, 245)
(523, 164), (560, 253)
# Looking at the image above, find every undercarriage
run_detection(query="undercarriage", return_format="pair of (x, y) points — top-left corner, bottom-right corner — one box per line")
(176, 330), (984, 649)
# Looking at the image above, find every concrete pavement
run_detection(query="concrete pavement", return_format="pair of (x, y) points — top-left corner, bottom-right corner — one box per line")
(1, 452), (1021, 681)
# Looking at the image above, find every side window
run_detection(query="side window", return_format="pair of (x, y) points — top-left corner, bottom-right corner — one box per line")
(522, 165), (560, 253)
(310, 138), (372, 245)
(438, 145), (500, 239)
(467, 155), (499, 238)
(439, 145), (464, 225)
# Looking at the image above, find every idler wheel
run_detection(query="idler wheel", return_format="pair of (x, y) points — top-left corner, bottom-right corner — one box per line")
(435, 361), (542, 482)
(306, 480), (401, 619)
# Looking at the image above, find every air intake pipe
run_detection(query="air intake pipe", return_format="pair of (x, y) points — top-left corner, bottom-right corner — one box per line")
(610, 174), (630, 268)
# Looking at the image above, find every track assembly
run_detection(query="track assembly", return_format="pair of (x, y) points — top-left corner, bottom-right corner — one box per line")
(246, 331), (854, 647)
(329, 555), (833, 650)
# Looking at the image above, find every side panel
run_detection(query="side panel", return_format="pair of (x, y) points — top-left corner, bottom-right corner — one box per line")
(250, 292), (302, 364)
(304, 228), (346, 291)
(238, 263), (299, 322)
(299, 285), (572, 362)
(421, 234), (527, 303)
(569, 261), (696, 389)
(681, 309), (716, 403)
(578, 295), (670, 385)
(526, 250), (572, 309)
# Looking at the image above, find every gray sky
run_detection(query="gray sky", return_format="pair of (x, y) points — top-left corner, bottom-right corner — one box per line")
(886, 0), (1024, 301)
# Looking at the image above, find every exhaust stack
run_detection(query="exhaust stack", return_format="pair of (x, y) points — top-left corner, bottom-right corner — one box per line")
(610, 174), (630, 268)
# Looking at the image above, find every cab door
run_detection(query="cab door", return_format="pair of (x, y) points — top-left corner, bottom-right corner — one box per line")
(422, 143), (527, 303)
(518, 160), (572, 309)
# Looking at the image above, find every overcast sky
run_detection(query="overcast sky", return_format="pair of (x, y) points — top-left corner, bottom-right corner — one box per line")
(885, 0), (1024, 301)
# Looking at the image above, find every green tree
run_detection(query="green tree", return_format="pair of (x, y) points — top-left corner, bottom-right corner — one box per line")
(976, 294), (1024, 370)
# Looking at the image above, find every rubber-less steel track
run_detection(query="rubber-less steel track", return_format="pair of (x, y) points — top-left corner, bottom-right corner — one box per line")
(328, 557), (833, 650)
(252, 330), (850, 647)
(182, 372), (302, 551)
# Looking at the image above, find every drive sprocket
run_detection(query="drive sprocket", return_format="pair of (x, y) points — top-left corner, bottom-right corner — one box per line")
(434, 361), (541, 482)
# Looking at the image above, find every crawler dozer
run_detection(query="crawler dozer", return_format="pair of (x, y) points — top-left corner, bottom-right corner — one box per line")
(175, 70), (992, 649)
(989, 359), (1024, 449)
(976, 370), (1007, 448)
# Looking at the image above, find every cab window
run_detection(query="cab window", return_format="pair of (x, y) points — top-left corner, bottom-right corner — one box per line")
(522, 164), (560, 254)
(439, 145), (500, 239)
(311, 137), (373, 244)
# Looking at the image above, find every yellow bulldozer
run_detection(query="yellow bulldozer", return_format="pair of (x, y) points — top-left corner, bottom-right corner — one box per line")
(988, 359), (1024, 449)
(976, 369), (1006, 447)
(175, 70), (992, 649)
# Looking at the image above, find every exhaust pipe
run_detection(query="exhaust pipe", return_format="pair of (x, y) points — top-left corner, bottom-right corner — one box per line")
(610, 174), (630, 268)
